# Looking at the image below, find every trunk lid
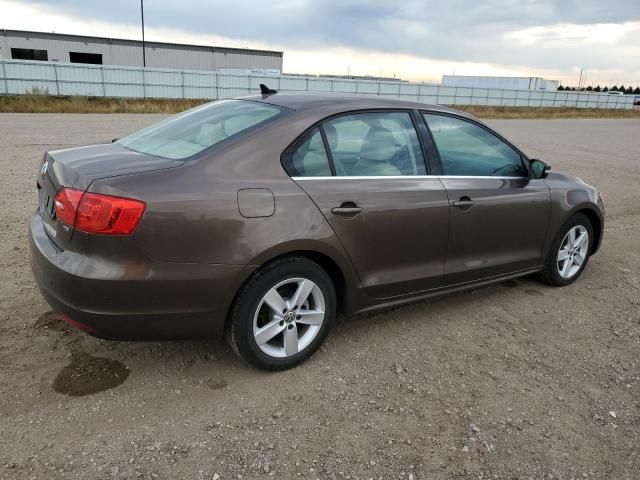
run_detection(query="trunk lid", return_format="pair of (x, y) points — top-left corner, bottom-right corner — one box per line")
(36, 142), (181, 248)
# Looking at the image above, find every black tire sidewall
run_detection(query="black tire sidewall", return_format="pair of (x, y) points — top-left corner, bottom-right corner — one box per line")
(544, 213), (594, 286)
(229, 257), (336, 370)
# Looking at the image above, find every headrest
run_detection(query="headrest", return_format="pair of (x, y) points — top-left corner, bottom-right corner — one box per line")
(302, 151), (329, 176)
(308, 131), (324, 151)
(359, 127), (398, 162)
(195, 123), (227, 147)
(223, 116), (248, 136)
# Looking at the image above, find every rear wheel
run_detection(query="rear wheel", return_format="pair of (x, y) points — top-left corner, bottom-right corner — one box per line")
(539, 213), (593, 286)
(227, 257), (336, 370)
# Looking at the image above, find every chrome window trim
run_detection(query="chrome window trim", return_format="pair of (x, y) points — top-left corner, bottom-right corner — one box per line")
(292, 175), (529, 181)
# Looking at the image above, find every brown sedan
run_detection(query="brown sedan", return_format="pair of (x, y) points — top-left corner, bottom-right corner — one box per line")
(30, 91), (605, 370)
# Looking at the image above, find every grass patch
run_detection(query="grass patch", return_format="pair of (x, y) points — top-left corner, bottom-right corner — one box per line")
(0, 94), (206, 114)
(1, 94), (639, 118)
(456, 105), (640, 119)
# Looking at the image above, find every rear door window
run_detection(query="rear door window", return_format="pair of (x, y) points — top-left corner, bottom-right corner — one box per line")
(323, 112), (427, 176)
(282, 128), (332, 177)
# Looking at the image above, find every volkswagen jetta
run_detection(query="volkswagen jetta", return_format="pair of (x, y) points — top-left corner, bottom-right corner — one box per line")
(30, 91), (605, 370)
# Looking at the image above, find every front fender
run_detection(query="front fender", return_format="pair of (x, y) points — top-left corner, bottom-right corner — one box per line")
(543, 174), (604, 257)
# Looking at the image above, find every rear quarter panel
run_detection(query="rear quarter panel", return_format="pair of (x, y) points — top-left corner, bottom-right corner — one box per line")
(88, 110), (364, 312)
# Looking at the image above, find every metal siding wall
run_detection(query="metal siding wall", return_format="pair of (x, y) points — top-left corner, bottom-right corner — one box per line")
(0, 59), (635, 109)
(146, 47), (210, 70)
(2, 32), (282, 71)
(4, 35), (116, 63)
(213, 51), (282, 71)
(0, 34), (10, 59)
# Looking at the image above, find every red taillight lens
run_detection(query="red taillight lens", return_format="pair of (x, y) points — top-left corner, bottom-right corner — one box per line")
(54, 188), (145, 235)
(53, 188), (83, 226)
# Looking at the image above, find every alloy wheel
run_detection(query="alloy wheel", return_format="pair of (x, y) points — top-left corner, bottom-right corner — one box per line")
(252, 278), (326, 358)
(557, 225), (589, 279)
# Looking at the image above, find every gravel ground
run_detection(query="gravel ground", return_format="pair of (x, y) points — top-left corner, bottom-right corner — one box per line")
(0, 114), (638, 480)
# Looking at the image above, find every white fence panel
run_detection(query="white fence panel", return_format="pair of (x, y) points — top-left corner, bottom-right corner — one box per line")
(419, 85), (439, 96)
(184, 72), (216, 87)
(419, 95), (438, 104)
(380, 82), (400, 95)
(278, 77), (306, 91)
(104, 83), (144, 98)
(305, 79), (332, 92)
(356, 81), (379, 94)
(5, 61), (56, 81)
(7, 79), (57, 94)
(102, 67), (143, 84)
(399, 84), (419, 95)
(330, 80), (356, 93)
(145, 70), (182, 86)
(58, 82), (103, 96)
(501, 90), (517, 106)
(55, 64), (102, 83)
(183, 86), (217, 99)
(437, 95), (455, 104)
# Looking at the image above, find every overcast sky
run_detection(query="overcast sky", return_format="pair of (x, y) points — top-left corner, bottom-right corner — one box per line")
(3, 0), (640, 85)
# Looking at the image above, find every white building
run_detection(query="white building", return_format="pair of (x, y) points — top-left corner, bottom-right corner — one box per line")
(0, 29), (283, 72)
(442, 75), (559, 91)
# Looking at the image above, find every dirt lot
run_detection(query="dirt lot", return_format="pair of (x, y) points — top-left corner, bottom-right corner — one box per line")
(0, 114), (638, 480)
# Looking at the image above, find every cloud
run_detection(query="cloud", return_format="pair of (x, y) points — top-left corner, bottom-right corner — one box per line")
(3, 0), (640, 84)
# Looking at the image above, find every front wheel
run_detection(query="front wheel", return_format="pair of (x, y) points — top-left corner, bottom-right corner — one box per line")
(227, 257), (336, 370)
(539, 213), (593, 286)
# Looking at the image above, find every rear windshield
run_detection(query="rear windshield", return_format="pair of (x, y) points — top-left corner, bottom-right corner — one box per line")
(117, 100), (284, 160)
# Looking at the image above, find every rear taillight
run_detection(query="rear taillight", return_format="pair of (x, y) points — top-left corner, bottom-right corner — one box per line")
(54, 188), (145, 235)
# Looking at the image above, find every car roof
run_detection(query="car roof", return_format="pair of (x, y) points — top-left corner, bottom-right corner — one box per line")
(238, 92), (468, 117)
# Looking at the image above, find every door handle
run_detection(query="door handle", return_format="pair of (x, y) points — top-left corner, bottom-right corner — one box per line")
(332, 202), (361, 216)
(452, 196), (475, 211)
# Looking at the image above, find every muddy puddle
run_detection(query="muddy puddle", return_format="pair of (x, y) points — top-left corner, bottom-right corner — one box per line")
(53, 353), (130, 397)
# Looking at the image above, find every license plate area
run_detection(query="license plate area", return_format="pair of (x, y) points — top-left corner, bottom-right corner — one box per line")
(37, 184), (56, 219)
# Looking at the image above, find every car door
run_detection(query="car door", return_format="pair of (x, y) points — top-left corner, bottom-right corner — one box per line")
(422, 112), (551, 285)
(283, 111), (449, 299)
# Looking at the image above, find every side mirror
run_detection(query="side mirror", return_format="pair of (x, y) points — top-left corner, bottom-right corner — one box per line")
(530, 159), (551, 179)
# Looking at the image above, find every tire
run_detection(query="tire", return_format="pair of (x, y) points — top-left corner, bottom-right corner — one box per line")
(227, 256), (336, 371)
(539, 213), (594, 287)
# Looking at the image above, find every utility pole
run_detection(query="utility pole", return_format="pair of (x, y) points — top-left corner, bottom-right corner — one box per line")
(140, 0), (146, 67)
(578, 67), (584, 90)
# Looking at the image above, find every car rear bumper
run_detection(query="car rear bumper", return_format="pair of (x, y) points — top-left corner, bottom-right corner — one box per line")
(29, 212), (251, 339)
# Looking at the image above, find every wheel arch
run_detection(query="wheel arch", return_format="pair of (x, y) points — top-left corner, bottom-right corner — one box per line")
(225, 240), (359, 331)
(570, 205), (603, 254)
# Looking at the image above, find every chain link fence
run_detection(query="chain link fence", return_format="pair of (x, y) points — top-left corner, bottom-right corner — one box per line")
(0, 59), (635, 109)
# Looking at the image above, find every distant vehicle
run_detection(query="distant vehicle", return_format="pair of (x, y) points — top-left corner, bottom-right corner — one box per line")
(30, 90), (606, 370)
(634, 96), (640, 106)
(607, 91), (624, 95)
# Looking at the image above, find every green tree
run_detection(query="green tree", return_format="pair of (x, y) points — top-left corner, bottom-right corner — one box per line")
(625, 86), (633, 94)
(558, 85), (565, 91)
(634, 87), (640, 94)
(619, 85), (625, 93)
(611, 85), (619, 92)
(603, 86), (609, 92)
(594, 85), (601, 92)
(586, 85), (593, 91)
